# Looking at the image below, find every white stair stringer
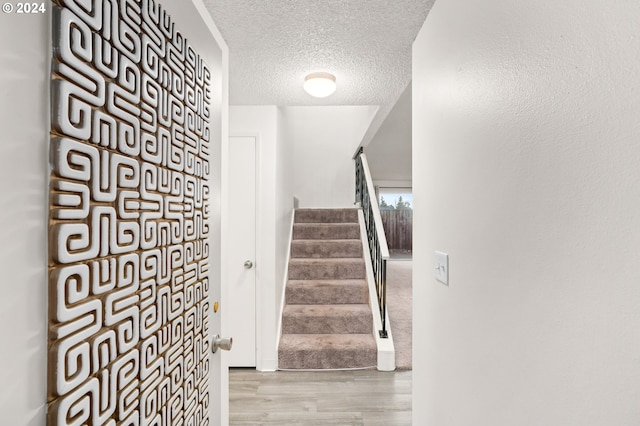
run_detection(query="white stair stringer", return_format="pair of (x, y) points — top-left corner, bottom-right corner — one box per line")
(357, 209), (396, 371)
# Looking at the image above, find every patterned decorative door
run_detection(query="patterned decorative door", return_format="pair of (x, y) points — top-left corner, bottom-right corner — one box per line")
(47, 1), (218, 424)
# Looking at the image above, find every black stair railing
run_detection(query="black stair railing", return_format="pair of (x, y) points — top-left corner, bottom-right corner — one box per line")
(354, 147), (389, 339)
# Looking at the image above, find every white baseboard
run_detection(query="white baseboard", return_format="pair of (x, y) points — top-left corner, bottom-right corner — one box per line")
(258, 358), (278, 372)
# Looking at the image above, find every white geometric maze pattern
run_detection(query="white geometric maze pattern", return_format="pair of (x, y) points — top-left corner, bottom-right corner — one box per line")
(49, 1), (212, 425)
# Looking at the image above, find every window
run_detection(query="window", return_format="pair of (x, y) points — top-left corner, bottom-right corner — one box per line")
(378, 188), (412, 259)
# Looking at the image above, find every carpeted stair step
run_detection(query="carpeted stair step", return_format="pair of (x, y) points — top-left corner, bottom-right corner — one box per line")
(279, 207), (377, 370)
(291, 239), (363, 259)
(295, 208), (359, 224)
(282, 304), (372, 334)
(288, 258), (366, 280)
(278, 334), (377, 369)
(286, 280), (369, 305)
(293, 223), (361, 240)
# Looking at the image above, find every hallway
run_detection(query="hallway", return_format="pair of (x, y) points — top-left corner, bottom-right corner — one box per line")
(229, 369), (411, 425)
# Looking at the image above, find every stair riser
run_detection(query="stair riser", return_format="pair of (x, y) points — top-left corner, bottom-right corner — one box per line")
(278, 348), (376, 370)
(282, 313), (372, 334)
(293, 224), (360, 240)
(288, 262), (366, 280)
(286, 285), (368, 305)
(291, 240), (362, 259)
(295, 209), (359, 224)
(278, 334), (377, 370)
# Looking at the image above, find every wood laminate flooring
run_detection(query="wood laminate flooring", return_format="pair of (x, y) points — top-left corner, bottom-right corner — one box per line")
(229, 368), (412, 425)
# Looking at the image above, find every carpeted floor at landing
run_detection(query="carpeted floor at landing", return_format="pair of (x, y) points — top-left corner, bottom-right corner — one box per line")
(386, 260), (413, 370)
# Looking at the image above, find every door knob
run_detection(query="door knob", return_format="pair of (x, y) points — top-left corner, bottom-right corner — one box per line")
(211, 335), (233, 353)
(244, 260), (253, 269)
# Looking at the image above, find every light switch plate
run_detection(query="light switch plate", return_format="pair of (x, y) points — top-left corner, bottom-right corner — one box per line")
(435, 251), (448, 285)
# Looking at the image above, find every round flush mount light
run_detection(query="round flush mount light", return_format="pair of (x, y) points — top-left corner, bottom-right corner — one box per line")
(303, 72), (337, 98)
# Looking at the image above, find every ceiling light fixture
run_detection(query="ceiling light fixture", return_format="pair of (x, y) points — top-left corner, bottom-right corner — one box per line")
(303, 72), (337, 98)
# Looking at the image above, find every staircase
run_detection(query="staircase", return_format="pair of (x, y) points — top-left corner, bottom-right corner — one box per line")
(278, 208), (377, 369)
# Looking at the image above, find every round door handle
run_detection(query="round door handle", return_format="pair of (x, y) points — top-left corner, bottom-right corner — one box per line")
(211, 335), (233, 353)
(244, 260), (253, 269)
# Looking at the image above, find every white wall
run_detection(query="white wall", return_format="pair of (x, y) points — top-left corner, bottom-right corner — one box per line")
(366, 83), (412, 187)
(413, 1), (640, 425)
(283, 106), (377, 208)
(0, 9), (49, 426)
(275, 107), (295, 333)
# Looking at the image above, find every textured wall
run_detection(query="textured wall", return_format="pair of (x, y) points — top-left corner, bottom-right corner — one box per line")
(48, 1), (217, 424)
(365, 83), (412, 184)
(413, 1), (640, 424)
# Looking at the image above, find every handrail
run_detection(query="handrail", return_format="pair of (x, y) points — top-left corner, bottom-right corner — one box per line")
(352, 145), (364, 160)
(354, 150), (390, 338)
(359, 154), (390, 258)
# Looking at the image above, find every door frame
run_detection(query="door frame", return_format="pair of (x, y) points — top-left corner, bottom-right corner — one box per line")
(226, 133), (264, 369)
(190, 0), (229, 423)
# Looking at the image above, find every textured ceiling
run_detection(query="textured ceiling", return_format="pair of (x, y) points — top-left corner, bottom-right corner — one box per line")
(202, 0), (435, 127)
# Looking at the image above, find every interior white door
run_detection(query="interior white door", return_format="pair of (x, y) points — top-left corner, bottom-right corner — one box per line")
(48, 1), (229, 425)
(227, 136), (257, 366)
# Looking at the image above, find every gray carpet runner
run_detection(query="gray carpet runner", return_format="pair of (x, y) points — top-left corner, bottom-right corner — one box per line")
(278, 208), (377, 369)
